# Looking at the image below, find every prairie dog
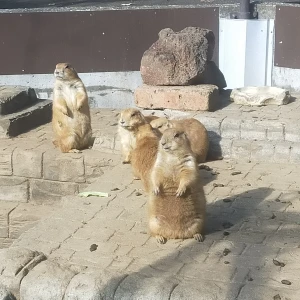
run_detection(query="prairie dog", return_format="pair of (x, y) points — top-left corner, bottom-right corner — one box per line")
(149, 128), (206, 244)
(131, 124), (160, 192)
(118, 108), (158, 163)
(52, 63), (92, 153)
(150, 117), (209, 163)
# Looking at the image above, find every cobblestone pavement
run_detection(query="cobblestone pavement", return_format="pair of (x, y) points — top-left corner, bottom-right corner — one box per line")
(1, 157), (300, 299)
(1, 98), (300, 298)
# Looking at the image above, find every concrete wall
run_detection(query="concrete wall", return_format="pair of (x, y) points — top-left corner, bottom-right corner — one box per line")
(0, 72), (142, 109)
(0, 3), (300, 106)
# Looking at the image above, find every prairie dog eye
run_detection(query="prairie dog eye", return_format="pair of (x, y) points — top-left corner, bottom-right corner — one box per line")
(157, 125), (162, 129)
(174, 133), (180, 138)
(131, 112), (137, 117)
(65, 65), (70, 69)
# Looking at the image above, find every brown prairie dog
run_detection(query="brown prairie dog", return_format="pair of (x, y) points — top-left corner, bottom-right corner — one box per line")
(150, 117), (209, 163)
(118, 108), (158, 163)
(148, 128), (206, 244)
(131, 124), (160, 193)
(52, 63), (92, 153)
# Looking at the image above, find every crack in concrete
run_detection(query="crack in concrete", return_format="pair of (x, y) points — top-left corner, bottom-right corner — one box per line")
(168, 283), (179, 300)
(112, 274), (129, 300)
(7, 204), (18, 238)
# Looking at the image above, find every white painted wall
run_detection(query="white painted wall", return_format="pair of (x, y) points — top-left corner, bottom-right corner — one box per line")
(219, 18), (274, 89)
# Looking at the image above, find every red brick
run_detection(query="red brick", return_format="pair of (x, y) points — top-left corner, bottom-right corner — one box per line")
(134, 84), (220, 111)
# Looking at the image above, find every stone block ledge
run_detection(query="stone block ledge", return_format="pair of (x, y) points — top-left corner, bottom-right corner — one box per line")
(134, 84), (220, 111)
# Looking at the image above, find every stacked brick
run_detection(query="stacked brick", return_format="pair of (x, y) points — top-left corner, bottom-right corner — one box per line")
(0, 86), (51, 138)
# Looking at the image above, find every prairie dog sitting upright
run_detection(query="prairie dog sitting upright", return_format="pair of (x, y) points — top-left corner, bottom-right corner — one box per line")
(118, 108), (158, 163)
(52, 63), (92, 153)
(131, 123), (160, 192)
(150, 117), (209, 163)
(148, 128), (206, 244)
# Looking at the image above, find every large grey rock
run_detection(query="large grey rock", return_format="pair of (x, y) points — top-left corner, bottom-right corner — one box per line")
(64, 270), (127, 300)
(230, 86), (291, 106)
(0, 99), (52, 138)
(0, 86), (37, 115)
(20, 260), (76, 300)
(0, 247), (46, 297)
(141, 27), (226, 87)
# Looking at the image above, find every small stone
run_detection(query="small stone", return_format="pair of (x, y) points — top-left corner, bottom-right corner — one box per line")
(231, 171), (242, 176)
(281, 279), (291, 285)
(275, 199), (281, 202)
(199, 165), (212, 171)
(222, 222), (233, 229)
(246, 183), (251, 186)
(273, 294), (281, 300)
(89, 244), (98, 252)
(135, 191), (142, 196)
(223, 198), (232, 203)
(111, 188), (120, 191)
(213, 183), (225, 187)
(224, 261), (230, 264)
(248, 277), (254, 282)
(273, 259), (285, 267)
(223, 231), (230, 236)
(223, 248), (231, 256)
(211, 171), (219, 176)
(270, 213), (276, 219)
(230, 86), (290, 106)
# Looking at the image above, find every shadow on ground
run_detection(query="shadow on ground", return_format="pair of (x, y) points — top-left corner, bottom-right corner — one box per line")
(95, 186), (297, 299)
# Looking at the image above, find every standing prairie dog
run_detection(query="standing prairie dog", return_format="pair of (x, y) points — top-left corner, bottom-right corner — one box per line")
(52, 63), (92, 153)
(118, 108), (158, 163)
(149, 128), (206, 244)
(131, 123), (160, 192)
(150, 117), (209, 163)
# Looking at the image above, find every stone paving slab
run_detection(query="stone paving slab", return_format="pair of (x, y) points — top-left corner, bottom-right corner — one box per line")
(1, 95), (300, 299)
(0, 201), (58, 249)
(1, 96), (300, 204)
(0, 158), (300, 299)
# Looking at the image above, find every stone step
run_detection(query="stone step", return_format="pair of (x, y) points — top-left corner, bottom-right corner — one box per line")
(135, 84), (220, 111)
(0, 99), (52, 138)
(0, 86), (37, 115)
